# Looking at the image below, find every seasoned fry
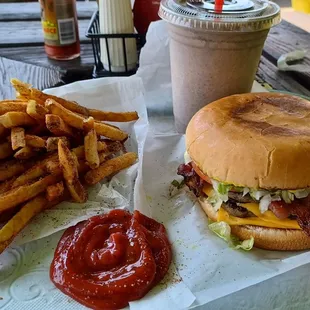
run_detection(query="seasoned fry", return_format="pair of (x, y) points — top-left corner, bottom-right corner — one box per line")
(0, 159), (33, 182)
(31, 87), (88, 115)
(89, 109), (139, 122)
(26, 123), (48, 136)
(0, 177), (16, 195)
(105, 141), (123, 153)
(0, 112), (36, 128)
(46, 181), (64, 202)
(11, 155), (52, 188)
(83, 117), (99, 169)
(11, 127), (25, 150)
(58, 140), (87, 202)
(11, 79), (139, 123)
(46, 136), (70, 152)
(0, 194), (64, 254)
(26, 100), (48, 121)
(0, 123), (7, 138)
(12, 165), (45, 188)
(0, 101), (27, 115)
(25, 135), (46, 148)
(83, 117), (95, 133)
(67, 179), (88, 203)
(46, 99), (128, 141)
(85, 152), (138, 185)
(72, 141), (107, 159)
(0, 174), (61, 212)
(0, 195), (47, 254)
(58, 140), (78, 183)
(14, 146), (37, 160)
(45, 157), (61, 175)
(0, 141), (13, 160)
(10, 78), (32, 97)
(84, 129), (99, 169)
(45, 114), (74, 137)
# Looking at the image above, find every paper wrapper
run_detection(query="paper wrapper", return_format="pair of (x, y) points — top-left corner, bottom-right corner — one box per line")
(1, 20), (310, 310)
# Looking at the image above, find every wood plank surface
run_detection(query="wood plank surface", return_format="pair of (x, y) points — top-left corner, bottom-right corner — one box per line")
(0, 56), (64, 99)
(0, 2), (97, 21)
(256, 56), (310, 97)
(0, 20), (90, 45)
(0, 44), (93, 72)
(262, 20), (310, 91)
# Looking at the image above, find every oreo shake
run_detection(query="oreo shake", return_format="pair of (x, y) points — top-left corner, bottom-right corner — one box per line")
(159, 0), (280, 133)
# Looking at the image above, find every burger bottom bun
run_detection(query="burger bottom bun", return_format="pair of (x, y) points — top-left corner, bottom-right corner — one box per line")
(199, 197), (310, 251)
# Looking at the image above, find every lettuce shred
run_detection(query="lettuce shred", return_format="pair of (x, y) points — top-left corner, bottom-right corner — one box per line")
(208, 221), (254, 251)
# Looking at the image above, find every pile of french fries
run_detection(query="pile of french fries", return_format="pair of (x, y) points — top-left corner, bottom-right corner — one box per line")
(0, 79), (139, 254)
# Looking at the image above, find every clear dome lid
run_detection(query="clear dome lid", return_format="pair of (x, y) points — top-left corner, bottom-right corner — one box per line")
(159, 0), (281, 32)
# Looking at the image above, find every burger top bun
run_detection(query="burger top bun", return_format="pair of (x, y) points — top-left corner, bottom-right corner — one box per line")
(186, 93), (310, 190)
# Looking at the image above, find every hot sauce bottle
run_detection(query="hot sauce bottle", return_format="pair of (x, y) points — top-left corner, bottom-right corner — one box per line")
(39, 0), (80, 60)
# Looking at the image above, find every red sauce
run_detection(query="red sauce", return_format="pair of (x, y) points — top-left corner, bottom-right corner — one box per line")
(50, 209), (172, 310)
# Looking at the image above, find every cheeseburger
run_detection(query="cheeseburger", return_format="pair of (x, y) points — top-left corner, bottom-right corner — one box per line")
(178, 93), (310, 251)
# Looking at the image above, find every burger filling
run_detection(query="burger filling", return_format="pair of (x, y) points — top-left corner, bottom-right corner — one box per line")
(177, 159), (310, 236)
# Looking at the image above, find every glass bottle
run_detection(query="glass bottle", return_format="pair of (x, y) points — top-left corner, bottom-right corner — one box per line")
(39, 0), (80, 60)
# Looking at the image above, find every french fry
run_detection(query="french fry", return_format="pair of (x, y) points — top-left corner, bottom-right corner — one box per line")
(72, 141), (107, 159)
(0, 141), (13, 159)
(25, 135), (46, 148)
(31, 87), (88, 115)
(58, 140), (87, 202)
(105, 141), (123, 153)
(89, 109), (139, 122)
(26, 123), (48, 136)
(0, 159), (33, 182)
(46, 136), (70, 152)
(11, 79), (138, 123)
(0, 124), (7, 138)
(45, 114), (74, 137)
(83, 117), (95, 133)
(0, 101), (27, 115)
(0, 194), (64, 254)
(0, 177), (16, 194)
(26, 100), (48, 121)
(83, 117), (99, 169)
(0, 112), (36, 128)
(14, 146), (37, 160)
(11, 127), (25, 150)
(66, 179), (87, 203)
(12, 162), (48, 189)
(45, 157), (61, 175)
(0, 174), (61, 212)
(0, 195), (47, 254)
(46, 181), (64, 202)
(85, 152), (138, 185)
(10, 78), (32, 97)
(0, 205), (20, 224)
(58, 140), (78, 183)
(84, 129), (99, 169)
(46, 99), (128, 141)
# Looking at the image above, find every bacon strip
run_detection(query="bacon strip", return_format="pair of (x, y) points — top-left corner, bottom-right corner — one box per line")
(177, 163), (204, 197)
(270, 200), (310, 236)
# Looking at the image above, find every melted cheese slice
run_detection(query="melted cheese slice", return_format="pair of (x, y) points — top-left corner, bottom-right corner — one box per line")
(202, 185), (301, 230)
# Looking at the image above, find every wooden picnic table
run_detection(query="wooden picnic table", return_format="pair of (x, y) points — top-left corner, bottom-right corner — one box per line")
(0, 2), (310, 99)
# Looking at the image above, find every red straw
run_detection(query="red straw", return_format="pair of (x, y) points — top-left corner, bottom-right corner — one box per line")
(214, 0), (224, 13)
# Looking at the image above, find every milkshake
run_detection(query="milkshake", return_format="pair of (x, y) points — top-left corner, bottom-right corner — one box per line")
(159, 0), (280, 133)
